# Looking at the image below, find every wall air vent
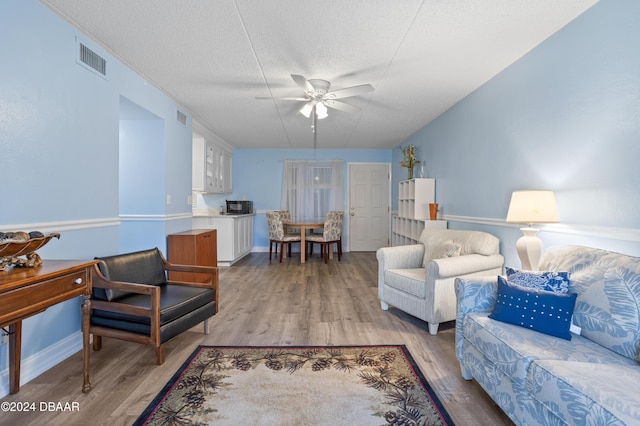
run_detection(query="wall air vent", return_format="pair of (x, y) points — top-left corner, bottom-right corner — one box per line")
(176, 110), (187, 126)
(77, 39), (107, 78)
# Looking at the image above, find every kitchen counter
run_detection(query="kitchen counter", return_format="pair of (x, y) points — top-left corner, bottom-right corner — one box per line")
(192, 213), (254, 265)
(192, 209), (255, 217)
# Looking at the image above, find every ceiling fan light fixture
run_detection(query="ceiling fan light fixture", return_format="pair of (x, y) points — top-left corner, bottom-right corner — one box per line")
(316, 102), (328, 119)
(299, 102), (313, 118)
(263, 74), (374, 121)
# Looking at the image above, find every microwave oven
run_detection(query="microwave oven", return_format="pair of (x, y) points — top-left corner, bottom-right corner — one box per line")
(226, 200), (253, 215)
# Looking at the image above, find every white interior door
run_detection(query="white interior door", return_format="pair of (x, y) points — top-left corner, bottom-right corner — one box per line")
(348, 163), (390, 251)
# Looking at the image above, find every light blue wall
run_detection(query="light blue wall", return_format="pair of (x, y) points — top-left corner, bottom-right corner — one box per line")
(392, 0), (640, 267)
(2, 0), (639, 396)
(196, 149), (391, 249)
(119, 119), (165, 215)
(0, 0), (193, 394)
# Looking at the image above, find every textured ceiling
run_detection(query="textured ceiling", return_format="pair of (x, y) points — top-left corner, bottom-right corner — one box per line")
(40, 0), (598, 149)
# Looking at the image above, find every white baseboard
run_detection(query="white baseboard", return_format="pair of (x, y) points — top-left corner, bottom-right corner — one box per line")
(0, 331), (83, 398)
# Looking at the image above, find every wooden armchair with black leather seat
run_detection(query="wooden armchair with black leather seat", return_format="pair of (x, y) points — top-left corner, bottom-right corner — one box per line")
(90, 247), (218, 365)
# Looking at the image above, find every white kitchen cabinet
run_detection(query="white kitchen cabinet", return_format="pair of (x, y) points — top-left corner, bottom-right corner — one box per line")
(192, 214), (254, 265)
(193, 137), (232, 194)
(219, 147), (232, 193)
(192, 137), (215, 192)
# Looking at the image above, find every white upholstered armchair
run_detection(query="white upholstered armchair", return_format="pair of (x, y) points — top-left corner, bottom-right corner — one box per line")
(377, 228), (504, 334)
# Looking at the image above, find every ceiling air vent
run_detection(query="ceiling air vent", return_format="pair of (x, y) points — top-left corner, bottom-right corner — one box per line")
(176, 110), (187, 126)
(77, 40), (107, 77)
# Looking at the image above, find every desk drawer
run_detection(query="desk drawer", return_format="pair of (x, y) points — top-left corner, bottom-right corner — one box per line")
(0, 270), (88, 325)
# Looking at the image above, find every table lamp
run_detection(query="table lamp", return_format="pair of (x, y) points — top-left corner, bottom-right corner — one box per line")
(506, 190), (558, 271)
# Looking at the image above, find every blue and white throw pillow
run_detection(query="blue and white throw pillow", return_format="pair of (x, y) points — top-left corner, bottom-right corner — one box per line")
(489, 276), (577, 340)
(505, 266), (570, 293)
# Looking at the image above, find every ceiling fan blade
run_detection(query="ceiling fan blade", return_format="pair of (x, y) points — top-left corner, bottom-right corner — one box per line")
(323, 84), (374, 100)
(323, 99), (361, 114)
(290, 74), (314, 92)
(255, 96), (308, 101)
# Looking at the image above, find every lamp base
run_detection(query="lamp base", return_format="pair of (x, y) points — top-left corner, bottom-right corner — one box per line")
(515, 227), (543, 271)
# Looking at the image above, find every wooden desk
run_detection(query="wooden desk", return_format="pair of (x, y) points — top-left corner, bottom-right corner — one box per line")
(283, 221), (324, 263)
(0, 260), (97, 394)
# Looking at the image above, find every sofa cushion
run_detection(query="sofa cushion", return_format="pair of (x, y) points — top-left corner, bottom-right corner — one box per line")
(505, 267), (570, 293)
(540, 246), (640, 361)
(419, 229), (499, 267)
(92, 284), (214, 328)
(489, 277), (577, 340)
(431, 242), (462, 259)
(573, 265), (640, 361)
(462, 313), (634, 385)
(423, 240), (462, 267)
(384, 268), (426, 298)
(94, 248), (167, 301)
(528, 360), (640, 425)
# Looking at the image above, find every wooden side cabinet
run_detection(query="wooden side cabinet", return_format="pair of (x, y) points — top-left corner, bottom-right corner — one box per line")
(167, 229), (217, 282)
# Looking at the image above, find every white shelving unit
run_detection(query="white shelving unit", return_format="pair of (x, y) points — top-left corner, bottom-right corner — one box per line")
(392, 178), (447, 246)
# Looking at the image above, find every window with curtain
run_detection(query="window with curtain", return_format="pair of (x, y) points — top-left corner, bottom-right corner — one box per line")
(281, 159), (344, 220)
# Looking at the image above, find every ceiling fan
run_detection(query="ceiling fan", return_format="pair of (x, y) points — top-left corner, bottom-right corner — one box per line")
(257, 74), (374, 120)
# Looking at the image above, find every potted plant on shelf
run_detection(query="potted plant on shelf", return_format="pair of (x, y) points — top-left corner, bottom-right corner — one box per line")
(400, 145), (420, 180)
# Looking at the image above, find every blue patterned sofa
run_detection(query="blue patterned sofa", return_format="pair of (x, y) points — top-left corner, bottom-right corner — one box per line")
(455, 245), (640, 425)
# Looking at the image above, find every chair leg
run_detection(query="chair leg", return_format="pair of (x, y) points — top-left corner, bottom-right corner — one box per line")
(92, 335), (102, 351)
(155, 345), (165, 365)
(279, 243), (285, 263)
(428, 323), (439, 335)
(323, 243), (328, 264)
(269, 241), (273, 261)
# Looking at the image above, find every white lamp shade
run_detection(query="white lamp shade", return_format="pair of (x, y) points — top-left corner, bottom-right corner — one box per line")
(506, 190), (559, 224)
(299, 102), (313, 118)
(315, 102), (328, 119)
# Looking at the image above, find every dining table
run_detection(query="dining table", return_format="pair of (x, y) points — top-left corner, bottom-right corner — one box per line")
(283, 219), (325, 263)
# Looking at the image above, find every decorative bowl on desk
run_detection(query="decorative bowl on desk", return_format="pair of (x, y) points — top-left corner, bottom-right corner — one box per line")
(0, 232), (60, 271)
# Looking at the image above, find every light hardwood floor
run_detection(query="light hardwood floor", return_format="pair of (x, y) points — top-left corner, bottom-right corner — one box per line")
(0, 252), (512, 425)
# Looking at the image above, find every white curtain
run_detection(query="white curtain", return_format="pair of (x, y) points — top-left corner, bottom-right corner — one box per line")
(281, 160), (344, 220)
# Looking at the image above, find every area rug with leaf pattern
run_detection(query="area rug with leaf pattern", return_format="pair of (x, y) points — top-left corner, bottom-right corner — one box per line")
(133, 345), (455, 425)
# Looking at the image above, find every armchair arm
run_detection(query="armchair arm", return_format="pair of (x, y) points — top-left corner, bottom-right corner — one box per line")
(377, 245), (425, 303)
(376, 244), (425, 270)
(163, 261), (219, 289)
(162, 259), (219, 313)
(426, 254), (504, 279)
(93, 274), (158, 295)
(454, 276), (498, 362)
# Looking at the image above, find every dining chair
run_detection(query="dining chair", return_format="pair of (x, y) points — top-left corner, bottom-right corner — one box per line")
(266, 211), (301, 262)
(277, 210), (298, 236)
(306, 211), (344, 264)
